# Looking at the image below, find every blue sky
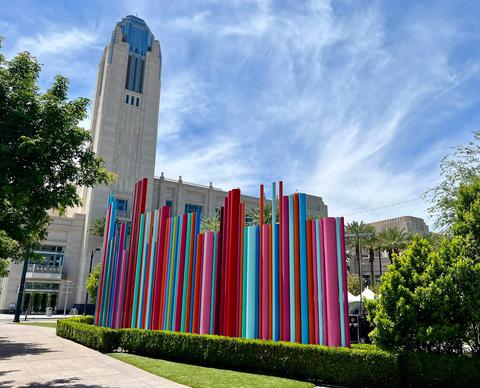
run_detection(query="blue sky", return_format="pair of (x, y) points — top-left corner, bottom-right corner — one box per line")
(2, 0), (480, 227)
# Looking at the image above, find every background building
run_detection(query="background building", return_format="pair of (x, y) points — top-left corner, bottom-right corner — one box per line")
(346, 215), (430, 288)
(0, 15), (327, 314)
(368, 216), (429, 235)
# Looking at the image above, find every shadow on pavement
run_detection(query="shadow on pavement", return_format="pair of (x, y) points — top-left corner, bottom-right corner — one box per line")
(0, 336), (55, 360)
(3, 377), (106, 388)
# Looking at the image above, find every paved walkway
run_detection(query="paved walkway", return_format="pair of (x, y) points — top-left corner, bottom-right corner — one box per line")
(0, 323), (185, 388)
(0, 314), (67, 323)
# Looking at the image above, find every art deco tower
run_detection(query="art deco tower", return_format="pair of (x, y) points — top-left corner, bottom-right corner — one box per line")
(76, 16), (161, 302)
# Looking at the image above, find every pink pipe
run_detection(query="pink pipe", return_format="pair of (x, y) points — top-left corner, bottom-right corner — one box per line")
(312, 221), (319, 344)
(261, 224), (269, 340)
(115, 249), (127, 328)
(281, 196), (290, 341)
(322, 218), (341, 346)
(340, 218), (350, 346)
(320, 221), (328, 344)
(200, 232), (214, 334)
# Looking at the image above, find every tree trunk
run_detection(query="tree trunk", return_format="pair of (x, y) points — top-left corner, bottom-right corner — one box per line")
(388, 249), (393, 264)
(369, 248), (375, 287)
(378, 248), (382, 276)
(355, 244), (360, 275)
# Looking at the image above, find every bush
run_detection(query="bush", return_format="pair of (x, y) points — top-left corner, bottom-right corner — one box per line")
(119, 329), (398, 387)
(60, 315), (94, 324)
(368, 236), (480, 354)
(56, 319), (480, 387)
(400, 351), (480, 388)
(56, 316), (119, 352)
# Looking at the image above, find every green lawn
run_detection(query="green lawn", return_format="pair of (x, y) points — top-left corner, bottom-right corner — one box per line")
(109, 353), (314, 388)
(17, 321), (58, 328)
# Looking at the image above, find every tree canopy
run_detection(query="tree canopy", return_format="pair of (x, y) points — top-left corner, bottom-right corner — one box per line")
(86, 263), (101, 303)
(368, 177), (480, 354)
(89, 217), (106, 238)
(426, 131), (480, 231)
(377, 227), (409, 263)
(200, 215), (220, 233)
(0, 40), (113, 274)
(246, 204), (278, 227)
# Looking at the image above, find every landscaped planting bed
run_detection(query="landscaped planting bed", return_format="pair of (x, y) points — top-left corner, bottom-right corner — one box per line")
(57, 317), (479, 387)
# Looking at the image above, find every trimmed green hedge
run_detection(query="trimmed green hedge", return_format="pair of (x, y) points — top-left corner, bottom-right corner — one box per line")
(119, 329), (398, 387)
(56, 316), (119, 352)
(399, 351), (480, 387)
(56, 318), (480, 388)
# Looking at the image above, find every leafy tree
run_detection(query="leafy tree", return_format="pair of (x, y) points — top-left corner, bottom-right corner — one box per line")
(200, 215), (220, 233)
(416, 231), (445, 250)
(0, 230), (19, 276)
(86, 263), (101, 303)
(377, 227), (409, 263)
(0, 41), (114, 274)
(89, 217), (106, 237)
(368, 235), (480, 354)
(369, 178), (480, 354)
(347, 272), (361, 295)
(426, 131), (480, 231)
(452, 176), (480, 256)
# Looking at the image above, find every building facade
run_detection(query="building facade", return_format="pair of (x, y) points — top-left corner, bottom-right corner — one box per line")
(346, 215), (430, 287)
(0, 16), (327, 314)
(368, 215), (429, 235)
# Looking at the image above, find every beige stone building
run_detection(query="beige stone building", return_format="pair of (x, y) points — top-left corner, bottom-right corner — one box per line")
(368, 216), (429, 235)
(347, 216), (430, 287)
(0, 16), (327, 314)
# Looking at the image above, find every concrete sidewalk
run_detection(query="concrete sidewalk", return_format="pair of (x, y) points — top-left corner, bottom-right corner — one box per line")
(0, 314), (70, 323)
(0, 324), (185, 387)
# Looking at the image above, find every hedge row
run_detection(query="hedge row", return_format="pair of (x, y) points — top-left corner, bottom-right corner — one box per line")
(122, 329), (400, 387)
(56, 318), (480, 387)
(56, 316), (119, 352)
(399, 351), (480, 387)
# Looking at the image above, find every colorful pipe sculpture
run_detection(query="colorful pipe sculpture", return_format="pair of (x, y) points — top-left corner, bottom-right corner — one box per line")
(94, 179), (350, 347)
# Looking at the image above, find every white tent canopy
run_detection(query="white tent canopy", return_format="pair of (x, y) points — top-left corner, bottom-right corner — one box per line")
(361, 287), (375, 300)
(348, 292), (360, 303)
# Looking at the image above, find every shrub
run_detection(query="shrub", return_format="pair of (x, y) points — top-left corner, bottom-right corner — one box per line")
(56, 316), (119, 352)
(400, 351), (480, 388)
(60, 315), (94, 324)
(119, 329), (399, 387)
(56, 319), (480, 387)
(86, 264), (101, 303)
(368, 236), (480, 354)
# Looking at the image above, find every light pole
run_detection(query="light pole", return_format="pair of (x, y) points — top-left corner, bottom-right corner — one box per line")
(83, 248), (100, 315)
(62, 281), (74, 316)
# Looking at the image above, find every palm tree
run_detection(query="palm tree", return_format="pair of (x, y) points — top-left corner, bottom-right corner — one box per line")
(419, 231), (445, 249)
(378, 227), (409, 263)
(200, 215), (220, 233)
(364, 231), (379, 287)
(246, 204), (279, 227)
(345, 221), (375, 279)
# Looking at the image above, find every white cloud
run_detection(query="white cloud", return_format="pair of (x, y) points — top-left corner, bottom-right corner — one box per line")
(155, 136), (257, 191)
(15, 28), (99, 57)
(140, 1), (478, 229)
(157, 71), (210, 138)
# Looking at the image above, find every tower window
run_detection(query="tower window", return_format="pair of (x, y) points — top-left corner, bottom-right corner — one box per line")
(125, 54), (146, 93)
(130, 98), (134, 105)
(125, 95), (129, 104)
(136, 97), (139, 106)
